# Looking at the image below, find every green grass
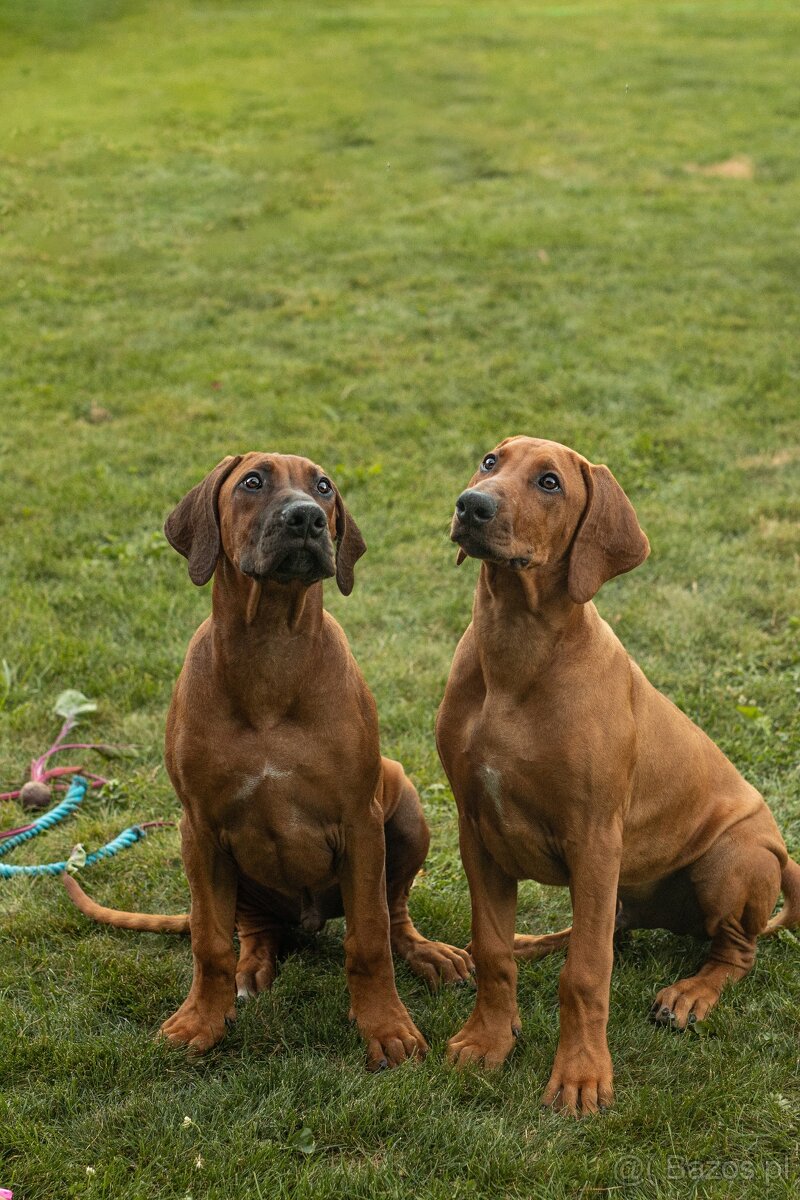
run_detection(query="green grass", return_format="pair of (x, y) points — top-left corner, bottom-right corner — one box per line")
(1, 0), (799, 1195)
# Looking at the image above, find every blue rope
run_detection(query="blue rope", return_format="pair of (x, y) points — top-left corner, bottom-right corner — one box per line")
(0, 826), (147, 877)
(0, 775), (89, 858)
(0, 774), (149, 878)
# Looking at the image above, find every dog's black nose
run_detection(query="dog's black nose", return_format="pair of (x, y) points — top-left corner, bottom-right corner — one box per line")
(283, 501), (327, 539)
(455, 489), (498, 526)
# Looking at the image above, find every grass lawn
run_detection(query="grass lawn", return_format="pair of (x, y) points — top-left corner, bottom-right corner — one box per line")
(1, 0), (798, 1196)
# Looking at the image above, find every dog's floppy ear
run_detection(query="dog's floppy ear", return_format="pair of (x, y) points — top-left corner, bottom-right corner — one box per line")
(164, 455), (243, 586)
(567, 462), (649, 604)
(334, 488), (367, 595)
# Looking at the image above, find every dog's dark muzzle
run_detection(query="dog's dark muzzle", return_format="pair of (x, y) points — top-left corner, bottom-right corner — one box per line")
(451, 487), (500, 558)
(242, 498), (336, 584)
(273, 500), (334, 582)
(282, 500), (328, 541)
(454, 489), (499, 529)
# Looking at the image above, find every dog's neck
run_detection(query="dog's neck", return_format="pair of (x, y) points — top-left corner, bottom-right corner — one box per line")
(473, 561), (589, 688)
(209, 556), (325, 718)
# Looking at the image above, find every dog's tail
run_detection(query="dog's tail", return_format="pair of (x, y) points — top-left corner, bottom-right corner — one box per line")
(764, 856), (800, 935)
(62, 872), (190, 934)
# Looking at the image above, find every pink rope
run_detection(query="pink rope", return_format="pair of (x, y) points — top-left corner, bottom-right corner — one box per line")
(0, 821), (36, 838)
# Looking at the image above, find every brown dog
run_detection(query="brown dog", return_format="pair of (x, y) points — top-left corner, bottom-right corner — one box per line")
(65, 452), (471, 1067)
(436, 436), (799, 1114)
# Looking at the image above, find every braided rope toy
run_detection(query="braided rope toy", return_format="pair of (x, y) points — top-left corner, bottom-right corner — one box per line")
(0, 774), (170, 879)
(0, 709), (112, 819)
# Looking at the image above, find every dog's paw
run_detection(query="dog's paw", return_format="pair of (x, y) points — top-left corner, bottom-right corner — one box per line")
(541, 1044), (614, 1116)
(447, 1011), (519, 1070)
(235, 929), (279, 1000)
(159, 995), (235, 1053)
(360, 1009), (428, 1070)
(235, 958), (276, 1001)
(650, 976), (720, 1030)
(402, 939), (474, 989)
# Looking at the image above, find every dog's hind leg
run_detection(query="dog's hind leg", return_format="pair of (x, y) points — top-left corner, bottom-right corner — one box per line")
(764, 856), (800, 934)
(234, 880), (293, 999)
(382, 758), (474, 988)
(651, 812), (783, 1031)
(235, 923), (281, 999)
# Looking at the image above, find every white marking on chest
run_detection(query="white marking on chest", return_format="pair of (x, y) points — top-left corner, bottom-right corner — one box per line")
(234, 761), (291, 801)
(261, 762), (291, 780)
(479, 764), (504, 819)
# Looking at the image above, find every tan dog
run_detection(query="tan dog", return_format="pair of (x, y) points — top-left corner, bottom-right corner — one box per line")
(436, 436), (799, 1114)
(65, 452), (471, 1067)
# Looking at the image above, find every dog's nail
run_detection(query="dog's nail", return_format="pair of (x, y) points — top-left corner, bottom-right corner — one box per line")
(377, 1058), (388, 1071)
(688, 1013), (697, 1025)
(660, 1006), (671, 1018)
(512, 1025), (522, 1038)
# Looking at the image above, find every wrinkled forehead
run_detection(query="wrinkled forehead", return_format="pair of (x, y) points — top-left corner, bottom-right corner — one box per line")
(484, 437), (589, 486)
(226, 452), (325, 492)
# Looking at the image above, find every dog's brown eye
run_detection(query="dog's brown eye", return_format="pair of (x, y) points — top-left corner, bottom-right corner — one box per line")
(242, 473), (262, 491)
(537, 473), (561, 493)
(481, 454), (497, 472)
(317, 477), (333, 496)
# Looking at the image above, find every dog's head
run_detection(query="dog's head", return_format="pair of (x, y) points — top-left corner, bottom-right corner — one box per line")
(164, 453), (366, 595)
(450, 436), (649, 602)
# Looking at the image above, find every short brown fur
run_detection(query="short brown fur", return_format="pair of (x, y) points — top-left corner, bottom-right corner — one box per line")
(437, 436), (799, 1114)
(66, 452), (471, 1067)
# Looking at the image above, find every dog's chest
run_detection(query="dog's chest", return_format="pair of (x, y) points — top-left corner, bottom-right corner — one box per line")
(462, 749), (570, 886)
(223, 767), (343, 894)
(212, 735), (364, 895)
(226, 813), (339, 895)
(232, 759), (293, 803)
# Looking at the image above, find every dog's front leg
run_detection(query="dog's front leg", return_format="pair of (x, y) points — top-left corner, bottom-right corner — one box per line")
(160, 816), (238, 1052)
(541, 825), (621, 1116)
(339, 803), (428, 1070)
(447, 813), (520, 1069)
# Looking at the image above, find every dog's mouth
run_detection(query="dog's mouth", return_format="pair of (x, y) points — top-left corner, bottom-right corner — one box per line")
(240, 538), (335, 586)
(270, 546), (335, 585)
(451, 525), (530, 571)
